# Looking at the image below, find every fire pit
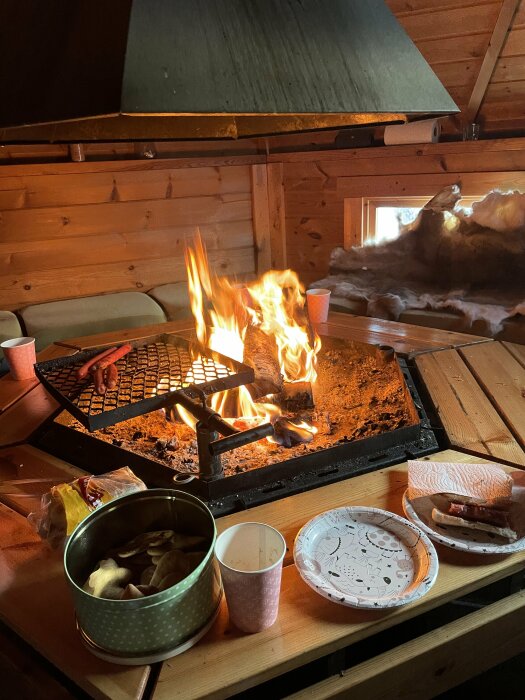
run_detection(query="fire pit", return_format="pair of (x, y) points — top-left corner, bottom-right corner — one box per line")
(33, 237), (437, 514)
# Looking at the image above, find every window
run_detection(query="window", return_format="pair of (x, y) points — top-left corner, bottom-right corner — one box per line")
(364, 196), (482, 245)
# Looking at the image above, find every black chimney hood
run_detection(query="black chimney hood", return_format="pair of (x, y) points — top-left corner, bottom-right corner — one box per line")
(0, 0), (458, 141)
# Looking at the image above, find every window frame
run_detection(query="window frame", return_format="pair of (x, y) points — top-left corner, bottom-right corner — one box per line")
(344, 195), (483, 248)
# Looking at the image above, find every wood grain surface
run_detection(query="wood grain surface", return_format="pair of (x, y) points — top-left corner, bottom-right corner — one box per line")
(0, 444), (85, 516)
(0, 375), (39, 414)
(0, 162), (257, 309)
(153, 450), (525, 700)
(285, 590), (525, 700)
(503, 341), (525, 368)
(416, 348), (525, 466)
(0, 502), (150, 700)
(54, 319), (195, 350)
(0, 384), (59, 448)
(460, 342), (525, 450)
(316, 312), (491, 359)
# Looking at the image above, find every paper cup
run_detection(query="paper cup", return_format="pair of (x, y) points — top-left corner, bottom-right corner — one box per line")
(0, 337), (36, 380)
(306, 288), (331, 324)
(215, 522), (286, 634)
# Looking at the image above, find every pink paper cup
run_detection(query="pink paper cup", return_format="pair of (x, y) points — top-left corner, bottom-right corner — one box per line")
(306, 288), (331, 324)
(215, 522), (286, 634)
(1, 337), (37, 380)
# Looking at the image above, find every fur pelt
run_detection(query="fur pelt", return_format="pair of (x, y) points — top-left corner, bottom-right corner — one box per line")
(311, 187), (525, 336)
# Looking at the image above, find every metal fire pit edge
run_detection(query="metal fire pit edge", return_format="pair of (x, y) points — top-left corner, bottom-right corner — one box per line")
(32, 360), (438, 516)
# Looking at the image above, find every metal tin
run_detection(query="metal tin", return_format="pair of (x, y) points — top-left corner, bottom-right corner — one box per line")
(64, 489), (220, 659)
(76, 593), (222, 665)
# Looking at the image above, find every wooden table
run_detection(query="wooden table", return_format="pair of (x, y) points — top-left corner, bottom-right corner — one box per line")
(415, 342), (525, 467)
(0, 318), (523, 700)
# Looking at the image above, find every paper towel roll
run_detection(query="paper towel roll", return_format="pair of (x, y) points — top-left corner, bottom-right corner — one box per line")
(383, 119), (441, 146)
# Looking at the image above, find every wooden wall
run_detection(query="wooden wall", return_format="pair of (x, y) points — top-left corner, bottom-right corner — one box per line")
(276, 138), (525, 284)
(1, 137), (525, 311)
(0, 157), (267, 310)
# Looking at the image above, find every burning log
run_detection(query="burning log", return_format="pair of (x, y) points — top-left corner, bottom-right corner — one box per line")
(273, 417), (315, 448)
(280, 381), (315, 412)
(243, 324), (284, 400)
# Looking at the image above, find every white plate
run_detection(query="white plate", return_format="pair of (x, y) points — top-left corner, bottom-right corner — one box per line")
(402, 489), (525, 555)
(293, 506), (438, 609)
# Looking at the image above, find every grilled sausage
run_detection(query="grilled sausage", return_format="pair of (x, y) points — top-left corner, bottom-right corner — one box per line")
(91, 343), (132, 372)
(76, 347), (117, 379)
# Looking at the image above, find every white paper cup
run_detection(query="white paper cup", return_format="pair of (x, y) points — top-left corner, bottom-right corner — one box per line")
(215, 522), (286, 633)
(306, 288), (331, 324)
(0, 337), (36, 380)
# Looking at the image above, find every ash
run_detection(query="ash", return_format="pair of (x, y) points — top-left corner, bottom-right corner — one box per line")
(64, 338), (416, 477)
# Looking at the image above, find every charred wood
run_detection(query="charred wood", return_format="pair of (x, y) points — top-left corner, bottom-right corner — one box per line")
(273, 417), (314, 448)
(280, 381), (315, 411)
(243, 324), (284, 400)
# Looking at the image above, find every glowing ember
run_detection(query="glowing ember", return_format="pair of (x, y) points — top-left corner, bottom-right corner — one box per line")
(178, 233), (321, 442)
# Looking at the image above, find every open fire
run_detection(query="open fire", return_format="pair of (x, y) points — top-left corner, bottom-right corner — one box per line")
(37, 236), (432, 513)
(173, 234), (321, 447)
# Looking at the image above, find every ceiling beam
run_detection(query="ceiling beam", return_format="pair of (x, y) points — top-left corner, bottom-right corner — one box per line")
(465, 0), (520, 124)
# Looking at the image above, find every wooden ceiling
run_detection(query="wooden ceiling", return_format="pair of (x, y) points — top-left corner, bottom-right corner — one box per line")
(387, 0), (525, 134)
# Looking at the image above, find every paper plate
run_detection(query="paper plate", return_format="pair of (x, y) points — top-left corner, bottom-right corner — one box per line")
(402, 491), (525, 555)
(294, 506), (438, 609)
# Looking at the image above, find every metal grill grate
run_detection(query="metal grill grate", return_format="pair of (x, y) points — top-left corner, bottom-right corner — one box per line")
(35, 334), (253, 431)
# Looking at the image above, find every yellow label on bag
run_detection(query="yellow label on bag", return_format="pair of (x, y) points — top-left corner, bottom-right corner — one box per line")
(54, 483), (92, 536)
(54, 478), (113, 535)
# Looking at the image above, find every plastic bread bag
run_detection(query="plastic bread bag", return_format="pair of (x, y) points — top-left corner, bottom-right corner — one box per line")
(28, 466), (147, 548)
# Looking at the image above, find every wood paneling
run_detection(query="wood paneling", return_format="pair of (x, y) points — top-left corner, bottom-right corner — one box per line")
(385, 0), (525, 135)
(281, 138), (525, 283)
(267, 163), (287, 269)
(0, 162), (258, 309)
(394, 3), (502, 41)
(0, 165), (251, 209)
(250, 164), (272, 274)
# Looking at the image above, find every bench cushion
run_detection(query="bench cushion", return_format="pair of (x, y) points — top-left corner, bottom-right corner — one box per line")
(20, 292), (167, 351)
(0, 311), (23, 366)
(148, 282), (192, 321)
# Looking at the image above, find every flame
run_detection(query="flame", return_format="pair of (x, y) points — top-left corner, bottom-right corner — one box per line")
(178, 233), (320, 441)
(246, 269), (321, 384)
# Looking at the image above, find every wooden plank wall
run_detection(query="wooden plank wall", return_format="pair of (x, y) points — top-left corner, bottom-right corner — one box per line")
(1, 137), (525, 309)
(277, 138), (525, 285)
(0, 158), (263, 310)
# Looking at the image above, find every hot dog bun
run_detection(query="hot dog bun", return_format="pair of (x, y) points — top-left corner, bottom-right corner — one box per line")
(431, 507), (518, 541)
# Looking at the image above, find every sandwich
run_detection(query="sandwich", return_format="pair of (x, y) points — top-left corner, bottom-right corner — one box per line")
(431, 500), (517, 541)
(408, 460), (518, 542)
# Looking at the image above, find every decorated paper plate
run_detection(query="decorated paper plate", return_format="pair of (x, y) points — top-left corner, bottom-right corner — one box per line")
(402, 491), (525, 555)
(293, 506), (438, 609)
